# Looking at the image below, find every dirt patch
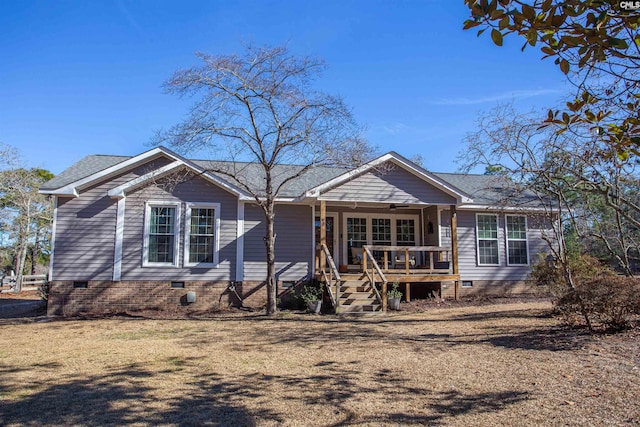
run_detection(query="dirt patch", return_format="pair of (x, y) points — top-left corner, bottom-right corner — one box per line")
(0, 289), (42, 300)
(0, 301), (638, 426)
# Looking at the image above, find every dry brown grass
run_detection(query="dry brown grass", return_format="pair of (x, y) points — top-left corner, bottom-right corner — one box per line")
(0, 300), (638, 426)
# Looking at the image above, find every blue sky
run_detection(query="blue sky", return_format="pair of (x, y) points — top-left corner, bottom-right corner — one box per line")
(0, 1), (569, 175)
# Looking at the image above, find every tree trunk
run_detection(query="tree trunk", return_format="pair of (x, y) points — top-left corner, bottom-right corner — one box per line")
(31, 228), (40, 275)
(14, 241), (27, 293)
(264, 202), (277, 315)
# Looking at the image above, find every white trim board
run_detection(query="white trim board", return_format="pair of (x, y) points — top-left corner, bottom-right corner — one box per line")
(236, 201), (245, 281)
(113, 197), (126, 280)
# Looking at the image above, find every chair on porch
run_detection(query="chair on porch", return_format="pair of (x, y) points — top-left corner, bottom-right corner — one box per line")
(394, 253), (416, 269)
(350, 247), (363, 265)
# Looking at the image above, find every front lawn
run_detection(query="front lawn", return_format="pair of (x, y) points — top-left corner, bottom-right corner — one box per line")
(0, 301), (638, 426)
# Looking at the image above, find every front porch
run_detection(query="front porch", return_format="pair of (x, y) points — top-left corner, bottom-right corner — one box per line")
(314, 200), (461, 313)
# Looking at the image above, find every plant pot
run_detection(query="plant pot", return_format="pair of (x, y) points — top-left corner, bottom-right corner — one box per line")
(388, 297), (401, 311)
(307, 300), (322, 314)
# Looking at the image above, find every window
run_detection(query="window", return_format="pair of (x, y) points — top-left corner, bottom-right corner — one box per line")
(185, 203), (220, 267)
(396, 219), (416, 245)
(506, 215), (528, 265)
(372, 218), (392, 245)
(476, 214), (499, 265)
(344, 215), (419, 265)
(346, 217), (367, 264)
(144, 203), (180, 266)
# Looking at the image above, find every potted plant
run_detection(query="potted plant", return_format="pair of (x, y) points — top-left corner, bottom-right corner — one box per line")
(301, 282), (323, 314)
(387, 282), (402, 310)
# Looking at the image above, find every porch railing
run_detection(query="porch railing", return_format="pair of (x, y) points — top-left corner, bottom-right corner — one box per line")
(362, 247), (387, 311)
(320, 243), (341, 313)
(364, 245), (452, 276)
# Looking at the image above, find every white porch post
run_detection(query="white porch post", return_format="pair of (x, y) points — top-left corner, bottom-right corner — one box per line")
(320, 200), (327, 273)
(450, 205), (459, 300)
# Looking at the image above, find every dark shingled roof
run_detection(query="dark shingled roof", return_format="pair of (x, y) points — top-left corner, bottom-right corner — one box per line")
(433, 172), (543, 207)
(41, 152), (545, 207)
(40, 155), (130, 191)
(40, 154), (347, 198)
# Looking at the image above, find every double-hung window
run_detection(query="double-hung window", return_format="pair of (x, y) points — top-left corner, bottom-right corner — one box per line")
(184, 203), (220, 267)
(144, 203), (180, 266)
(506, 215), (528, 265)
(476, 214), (499, 265)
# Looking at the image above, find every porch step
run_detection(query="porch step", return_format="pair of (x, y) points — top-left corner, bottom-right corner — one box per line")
(337, 278), (382, 314)
(340, 284), (373, 292)
(339, 304), (382, 314)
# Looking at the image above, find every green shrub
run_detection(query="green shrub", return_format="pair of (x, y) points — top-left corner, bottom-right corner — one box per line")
(281, 280), (323, 310)
(387, 282), (402, 299)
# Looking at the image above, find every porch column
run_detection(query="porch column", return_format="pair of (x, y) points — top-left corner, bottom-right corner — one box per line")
(450, 205), (459, 300)
(320, 200), (327, 273)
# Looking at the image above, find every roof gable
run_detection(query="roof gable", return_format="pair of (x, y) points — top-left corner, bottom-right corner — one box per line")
(306, 152), (472, 204)
(40, 147), (250, 199)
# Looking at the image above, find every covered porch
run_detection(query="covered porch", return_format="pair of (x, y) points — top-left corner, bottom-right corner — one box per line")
(314, 200), (461, 311)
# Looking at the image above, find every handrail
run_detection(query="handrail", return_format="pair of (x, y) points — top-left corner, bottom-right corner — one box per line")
(364, 270), (383, 306)
(321, 243), (341, 313)
(321, 270), (337, 309)
(363, 246), (388, 311)
(321, 243), (341, 282)
(363, 246), (387, 283)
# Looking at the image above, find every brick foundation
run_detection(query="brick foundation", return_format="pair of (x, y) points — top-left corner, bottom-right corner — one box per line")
(440, 280), (545, 299)
(47, 280), (270, 316)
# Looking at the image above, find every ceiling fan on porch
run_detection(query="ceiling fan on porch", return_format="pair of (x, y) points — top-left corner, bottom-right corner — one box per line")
(389, 204), (410, 210)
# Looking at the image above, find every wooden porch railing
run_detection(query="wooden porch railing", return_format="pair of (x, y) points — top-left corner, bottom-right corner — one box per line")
(364, 245), (453, 276)
(362, 247), (388, 311)
(320, 243), (341, 313)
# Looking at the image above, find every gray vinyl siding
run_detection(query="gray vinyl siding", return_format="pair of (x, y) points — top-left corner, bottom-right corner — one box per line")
(423, 206), (439, 246)
(320, 165), (457, 205)
(456, 210), (550, 281)
(243, 204), (312, 282)
(51, 159), (172, 281)
(439, 209), (452, 249)
(120, 174), (237, 281)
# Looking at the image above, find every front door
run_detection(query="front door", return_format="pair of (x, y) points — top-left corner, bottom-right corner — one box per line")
(315, 214), (338, 265)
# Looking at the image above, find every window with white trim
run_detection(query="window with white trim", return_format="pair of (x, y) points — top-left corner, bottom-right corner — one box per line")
(144, 203), (180, 266)
(396, 219), (416, 245)
(185, 203), (220, 267)
(346, 217), (367, 264)
(371, 218), (392, 245)
(476, 214), (499, 265)
(506, 215), (528, 265)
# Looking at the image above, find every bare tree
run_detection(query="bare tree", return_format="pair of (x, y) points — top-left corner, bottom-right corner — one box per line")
(155, 44), (372, 315)
(460, 104), (640, 330)
(461, 104), (639, 275)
